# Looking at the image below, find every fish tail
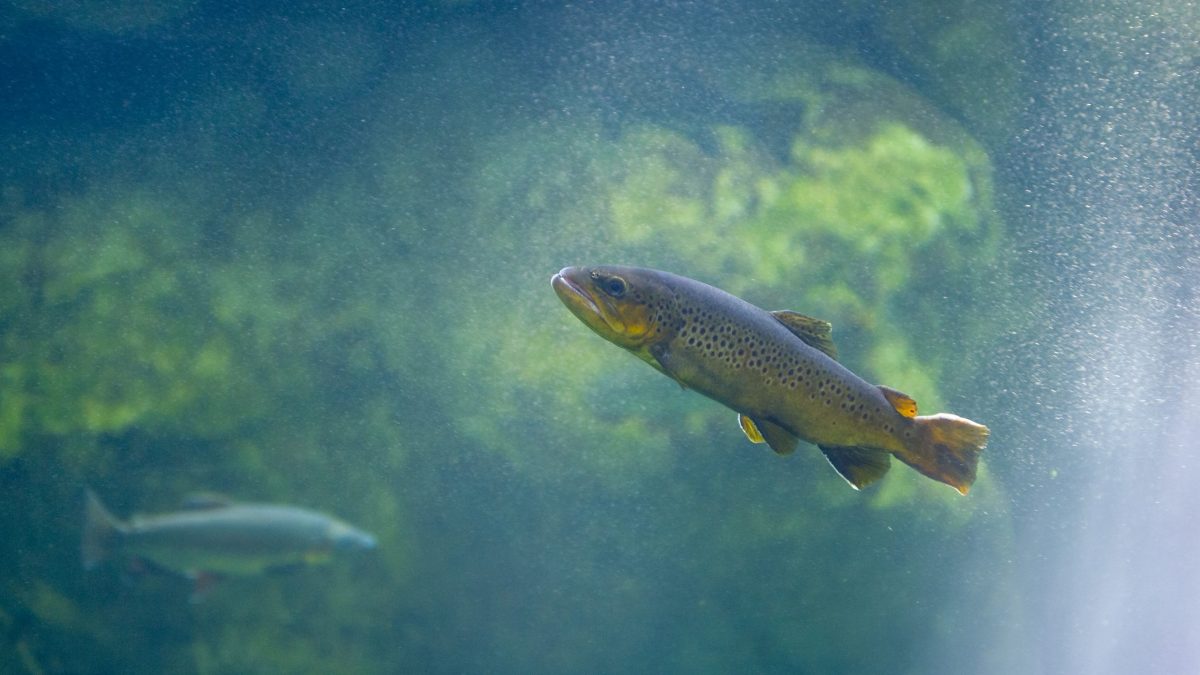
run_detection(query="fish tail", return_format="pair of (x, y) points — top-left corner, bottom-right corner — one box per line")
(82, 489), (126, 569)
(896, 414), (989, 495)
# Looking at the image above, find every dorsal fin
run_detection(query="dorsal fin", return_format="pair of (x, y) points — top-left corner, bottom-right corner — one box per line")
(877, 385), (918, 418)
(737, 415), (799, 455)
(770, 311), (838, 360)
(181, 492), (237, 510)
(819, 445), (892, 489)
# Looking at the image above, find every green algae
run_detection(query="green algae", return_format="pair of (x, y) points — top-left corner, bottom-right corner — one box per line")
(0, 6), (1026, 673)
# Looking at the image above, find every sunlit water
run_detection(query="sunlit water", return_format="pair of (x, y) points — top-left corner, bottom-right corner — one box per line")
(981, 6), (1200, 672)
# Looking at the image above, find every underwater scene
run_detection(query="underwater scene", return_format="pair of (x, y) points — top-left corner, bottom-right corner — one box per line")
(1, 1), (1197, 673)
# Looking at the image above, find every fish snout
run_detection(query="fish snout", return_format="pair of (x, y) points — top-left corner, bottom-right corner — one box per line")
(552, 267), (600, 315)
(553, 266), (575, 281)
(333, 528), (377, 551)
(551, 266), (587, 294)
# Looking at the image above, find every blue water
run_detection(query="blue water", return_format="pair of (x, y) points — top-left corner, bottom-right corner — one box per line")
(1, 2), (1197, 673)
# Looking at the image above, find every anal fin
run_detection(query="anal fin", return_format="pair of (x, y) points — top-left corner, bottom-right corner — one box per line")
(188, 571), (221, 604)
(819, 445), (892, 490)
(738, 415), (799, 455)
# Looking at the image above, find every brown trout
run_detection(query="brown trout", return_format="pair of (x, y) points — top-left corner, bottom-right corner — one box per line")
(552, 266), (989, 494)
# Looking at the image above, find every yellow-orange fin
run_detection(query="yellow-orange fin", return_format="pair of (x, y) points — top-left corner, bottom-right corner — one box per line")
(818, 445), (892, 489)
(738, 414), (765, 443)
(771, 311), (838, 360)
(878, 385), (918, 418)
(737, 415), (798, 455)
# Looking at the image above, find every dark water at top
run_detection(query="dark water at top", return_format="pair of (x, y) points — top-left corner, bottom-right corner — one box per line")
(1, 1), (1197, 673)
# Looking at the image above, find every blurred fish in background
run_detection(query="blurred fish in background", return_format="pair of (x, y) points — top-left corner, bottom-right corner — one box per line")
(83, 489), (376, 600)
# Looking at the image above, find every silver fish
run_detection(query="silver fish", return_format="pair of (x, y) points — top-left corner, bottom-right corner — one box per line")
(83, 489), (376, 595)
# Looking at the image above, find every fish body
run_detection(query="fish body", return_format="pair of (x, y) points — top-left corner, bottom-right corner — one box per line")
(552, 265), (989, 494)
(83, 490), (376, 581)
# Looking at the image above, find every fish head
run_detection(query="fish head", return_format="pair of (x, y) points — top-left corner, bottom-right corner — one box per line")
(328, 521), (377, 552)
(552, 266), (675, 350)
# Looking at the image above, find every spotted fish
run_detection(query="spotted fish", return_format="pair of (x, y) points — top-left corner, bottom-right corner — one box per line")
(551, 265), (989, 494)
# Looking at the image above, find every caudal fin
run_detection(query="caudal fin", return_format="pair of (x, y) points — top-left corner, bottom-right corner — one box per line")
(82, 489), (126, 569)
(896, 414), (989, 495)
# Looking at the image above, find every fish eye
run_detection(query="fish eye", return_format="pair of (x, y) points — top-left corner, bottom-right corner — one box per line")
(601, 276), (627, 297)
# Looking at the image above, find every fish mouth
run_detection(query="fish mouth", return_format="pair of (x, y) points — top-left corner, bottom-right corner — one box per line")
(553, 265), (656, 348)
(552, 267), (602, 319)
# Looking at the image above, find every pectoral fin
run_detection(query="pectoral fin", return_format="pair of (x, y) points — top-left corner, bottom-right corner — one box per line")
(738, 415), (799, 455)
(819, 445), (892, 490)
(647, 343), (688, 389)
(303, 550), (332, 565)
(771, 311), (838, 360)
(738, 414), (765, 443)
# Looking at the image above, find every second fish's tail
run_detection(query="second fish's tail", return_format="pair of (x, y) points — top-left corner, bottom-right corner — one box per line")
(82, 489), (127, 570)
